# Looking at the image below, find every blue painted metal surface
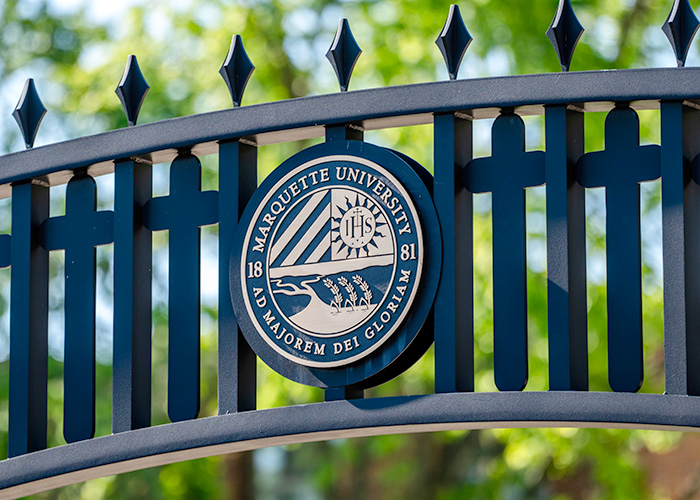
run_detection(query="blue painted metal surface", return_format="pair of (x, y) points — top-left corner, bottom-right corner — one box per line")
(8, 183), (48, 458)
(662, 0), (700, 68)
(326, 19), (362, 92)
(546, 0), (584, 72)
(112, 159), (152, 432)
(576, 106), (661, 393)
(3, 392), (700, 499)
(463, 112), (545, 392)
(217, 140), (258, 414)
(435, 5), (472, 80)
(544, 106), (588, 391)
(115, 55), (149, 127)
(433, 113), (473, 394)
(3, 5), (700, 496)
(0, 68), (699, 191)
(1, 68), (700, 493)
(219, 36), (255, 108)
(143, 153), (218, 422)
(39, 174), (114, 443)
(661, 102), (700, 396)
(12, 79), (46, 149)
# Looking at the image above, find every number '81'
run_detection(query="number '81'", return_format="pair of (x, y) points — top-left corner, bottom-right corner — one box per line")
(400, 244), (416, 261)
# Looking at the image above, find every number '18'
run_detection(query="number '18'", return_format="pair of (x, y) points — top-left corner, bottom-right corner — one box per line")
(248, 261), (263, 278)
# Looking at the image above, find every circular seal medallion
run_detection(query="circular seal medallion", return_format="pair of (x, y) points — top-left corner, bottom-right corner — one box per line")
(231, 141), (440, 388)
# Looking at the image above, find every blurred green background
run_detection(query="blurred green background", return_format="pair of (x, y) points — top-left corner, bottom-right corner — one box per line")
(0, 0), (697, 498)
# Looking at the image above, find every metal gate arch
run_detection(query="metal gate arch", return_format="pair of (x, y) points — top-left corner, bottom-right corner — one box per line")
(3, 1), (700, 497)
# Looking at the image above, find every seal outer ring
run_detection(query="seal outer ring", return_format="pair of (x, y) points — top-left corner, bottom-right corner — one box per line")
(230, 141), (441, 388)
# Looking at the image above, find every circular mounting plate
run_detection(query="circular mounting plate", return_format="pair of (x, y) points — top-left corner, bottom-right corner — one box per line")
(230, 141), (441, 388)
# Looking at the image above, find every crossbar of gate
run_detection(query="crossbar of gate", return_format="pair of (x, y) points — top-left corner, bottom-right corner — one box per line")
(3, 0), (700, 497)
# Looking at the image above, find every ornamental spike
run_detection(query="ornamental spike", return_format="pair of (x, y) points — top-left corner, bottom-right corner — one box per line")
(115, 55), (150, 126)
(326, 19), (362, 92)
(12, 78), (46, 149)
(546, 0), (585, 72)
(435, 5), (473, 80)
(220, 35), (255, 107)
(662, 0), (700, 67)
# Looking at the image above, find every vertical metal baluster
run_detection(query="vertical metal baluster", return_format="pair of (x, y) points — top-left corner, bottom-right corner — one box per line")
(39, 174), (114, 443)
(605, 182), (644, 392)
(112, 56), (151, 431)
(218, 139), (258, 413)
(662, 102), (700, 395)
(63, 177), (97, 442)
(113, 159), (153, 432)
(545, 106), (588, 391)
(575, 106), (659, 393)
(8, 182), (48, 457)
(463, 113), (545, 391)
(325, 124), (363, 142)
(168, 158), (201, 422)
(142, 153), (218, 422)
(546, 3), (587, 391)
(433, 113), (473, 393)
(324, 124), (365, 402)
(325, 386), (363, 401)
(168, 157), (201, 422)
(491, 175), (528, 392)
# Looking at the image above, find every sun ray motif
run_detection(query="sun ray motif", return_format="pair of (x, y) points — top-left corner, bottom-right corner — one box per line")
(331, 190), (390, 261)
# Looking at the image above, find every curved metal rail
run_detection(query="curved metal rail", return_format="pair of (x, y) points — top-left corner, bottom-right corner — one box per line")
(0, 68), (698, 193)
(1, 392), (699, 499)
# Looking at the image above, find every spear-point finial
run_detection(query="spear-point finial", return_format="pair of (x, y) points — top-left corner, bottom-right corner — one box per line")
(220, 35), (255, 107)
(115, 55), (150, 126)
(436, 5), (473, 80)
(12, 78), (46, 149)
(546, 0), (584, 72)
(663, 0), (699, 67)
(326, 19), (362, 92)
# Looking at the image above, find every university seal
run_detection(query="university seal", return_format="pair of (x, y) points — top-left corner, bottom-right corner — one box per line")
(231, 141), (441, 388)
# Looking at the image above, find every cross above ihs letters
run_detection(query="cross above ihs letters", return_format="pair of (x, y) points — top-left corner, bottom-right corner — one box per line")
(575, 105), (660, 393)
(39, 173), (114, 443)
(143, 152), (218, 422)
(463, 111), (545, 392)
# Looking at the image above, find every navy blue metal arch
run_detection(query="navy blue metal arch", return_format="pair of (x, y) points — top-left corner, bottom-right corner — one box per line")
(2, 66), (700, 498)
(2, 392), (700, 499)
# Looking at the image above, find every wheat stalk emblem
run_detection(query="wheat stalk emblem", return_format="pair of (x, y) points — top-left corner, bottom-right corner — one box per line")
(324, 278), (343, 311)
(353, 275), (372, 308)
(337, 276), (358, 309)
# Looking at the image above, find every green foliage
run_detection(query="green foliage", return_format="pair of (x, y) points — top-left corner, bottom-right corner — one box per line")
(0, 0), (693, 498)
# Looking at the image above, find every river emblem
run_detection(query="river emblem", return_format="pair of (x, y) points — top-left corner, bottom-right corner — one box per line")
(231, 141), (440, 386)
